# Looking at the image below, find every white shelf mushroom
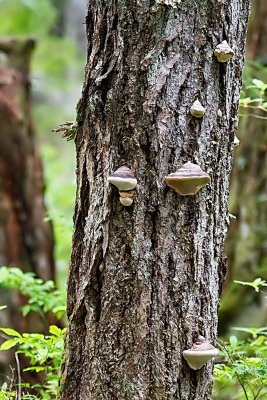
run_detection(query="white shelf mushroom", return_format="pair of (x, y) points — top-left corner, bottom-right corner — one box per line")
(214, 41), (234, 63)
(183, 335), (218, 370)
(108, 166), (137, 207)
(190, 99), (205, 118)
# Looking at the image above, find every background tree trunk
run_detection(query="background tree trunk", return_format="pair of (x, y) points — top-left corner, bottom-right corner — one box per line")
(247, 0), (267, 62)
(0, 38), (55, 379)
(219, 0), (267, 333)
(60, 1), (250, 399)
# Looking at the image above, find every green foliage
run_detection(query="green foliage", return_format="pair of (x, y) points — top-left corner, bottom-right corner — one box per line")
(0, 325), (65, 399)
(0, 267), (66, 319)
(213, 335), (267, 400)
(0, 269), (66, 399)
(234, 278), (267, 293)
(0, 382), (16, 399)
(239, 61), (267, 118)
(214, 279), (267, 399)
(41, 143), (76, 290)
(232, 327), (267, 339)
(240, 79), (267, 109)
(0, 0), (57, 37)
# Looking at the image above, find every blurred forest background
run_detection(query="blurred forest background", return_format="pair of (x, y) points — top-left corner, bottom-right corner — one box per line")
(0, 0), (265, 399)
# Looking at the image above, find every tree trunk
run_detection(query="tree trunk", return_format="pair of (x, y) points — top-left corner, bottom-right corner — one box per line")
(0, 38), (55, 379)
(0, 38), (55, 283)
(59, 1), (250, 399)
(219, 0), (267, 333)
(247, 0), (267, 62)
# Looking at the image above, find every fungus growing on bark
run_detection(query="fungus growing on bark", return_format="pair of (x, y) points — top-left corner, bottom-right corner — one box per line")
(214, 41), (234, 62)
(217, 109), (222, 118)
(234, 135), (240, 147)
(108, 166), (137, 206)
(119, 190), (135, 206)
(183, 335), (218, 370)
(165, 162), (211, 195)
(190, 99), (205, 118)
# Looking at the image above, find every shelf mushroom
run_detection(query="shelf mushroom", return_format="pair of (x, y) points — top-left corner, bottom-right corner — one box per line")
(214, 41), (234, 63)
(108, 166), (137, 206)
(165, 162), (211, 196)
(234, 135), (240, 147)
(183, 335), (218, 370)
(190, 99), (205, 118)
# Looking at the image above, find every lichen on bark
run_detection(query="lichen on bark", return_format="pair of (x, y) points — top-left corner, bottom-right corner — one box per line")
(59, 1), (250, 399)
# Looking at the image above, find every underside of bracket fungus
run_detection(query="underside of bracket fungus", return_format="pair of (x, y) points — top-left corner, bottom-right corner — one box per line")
(214, 40), (234, 62)
(183, 335), (218, 370)
(190, 99), (205, 118)
(108, 166), (137, 206)
(165, 162), (211, 196)
(119, 190), (135, 206)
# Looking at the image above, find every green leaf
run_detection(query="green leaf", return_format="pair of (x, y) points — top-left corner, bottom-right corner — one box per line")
(0, 328), (22, 337)
(229, 336), (238, 346)
(49, 325), (63, 336)
(234, 278), (267, 292)
(23, 366), (46, 372)
(232, 326), (267, 339)
(252, 78), (265, 88)
(0, 338), (19, 350)
(0, 306), (7, 310)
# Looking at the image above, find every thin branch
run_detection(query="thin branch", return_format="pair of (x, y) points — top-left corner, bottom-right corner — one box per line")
(238, 381), (249, 400)
(247, 381), (255, 398)
(15, 353), (21, 400)
(0, 332), (11, 340)
(8, 366), (15, 400)
(240, 104), (267, 112)
(239, 113), (267, 120)
(254, 386), (263, 400)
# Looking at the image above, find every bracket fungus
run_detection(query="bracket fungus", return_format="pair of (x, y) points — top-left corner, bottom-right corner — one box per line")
(119, 190), (135, 206)
(234, 135), (240, 147)
(183, 335), (218, 370)
(217, 109), (222, 118)
(214, 40), (234, 63)
(165, 162), (211, 196)
(190, 99), (205, 118)
(108, 166), (137, 207)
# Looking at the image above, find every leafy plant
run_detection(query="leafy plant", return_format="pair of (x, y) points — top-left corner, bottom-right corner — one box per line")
(232, 327), (267, 339)
(213, 279), (267, 399)
(0, 325), (65, 399)
(0, 269), (66, 399)
(213, 335), (267, 400)
(0, 267), (66, 320)
(234, 278), (267, 293)
(239, 78), (267, 117)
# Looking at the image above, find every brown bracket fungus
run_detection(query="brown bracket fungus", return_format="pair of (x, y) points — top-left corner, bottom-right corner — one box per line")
(108, 166), (137, 207)
(190, 99), (205, 118)
(165, 162), (211, 196)
(214, 40), (234, 63)
(183, 335), (218, 370)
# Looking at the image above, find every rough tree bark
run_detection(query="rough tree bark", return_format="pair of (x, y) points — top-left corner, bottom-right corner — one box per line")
(59, 1), (250, 399)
